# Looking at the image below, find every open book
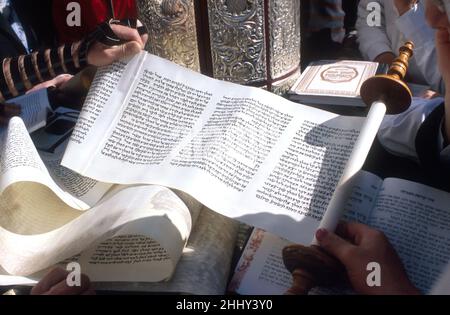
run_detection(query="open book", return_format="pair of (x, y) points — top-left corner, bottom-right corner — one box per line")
(0, 89), (51, 134)
(229, 171), (450, 295)
(60, 51), (374, 247)
(289, 60), (385, 107)
(0, 116), (212, 287)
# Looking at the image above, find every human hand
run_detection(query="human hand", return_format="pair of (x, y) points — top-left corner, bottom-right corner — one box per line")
(315, 221), (420, 295)
(87, 23), (148, 67)
(425, 0), (450, 142)
(419, 89), (441, 99)
(30, 267), (95, 295)
(26, 74), (74, 94)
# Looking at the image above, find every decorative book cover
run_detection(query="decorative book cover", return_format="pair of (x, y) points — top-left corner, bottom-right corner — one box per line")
(290, 60), (383, 106)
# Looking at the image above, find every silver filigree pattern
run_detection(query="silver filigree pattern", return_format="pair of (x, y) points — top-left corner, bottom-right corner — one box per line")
(137, 0), (201, 71)
(268, 0), (301, 79)
(207, 0), (266, 84)
(137, 0), (301, 93)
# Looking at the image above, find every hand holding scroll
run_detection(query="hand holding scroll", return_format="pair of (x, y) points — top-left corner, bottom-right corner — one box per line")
(87, 23), (148, 67)
(316, 222), (420, 295)
(30, 268), (95, 295)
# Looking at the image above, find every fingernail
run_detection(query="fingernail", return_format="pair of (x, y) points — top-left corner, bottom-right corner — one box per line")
(315, 228), (328, 241)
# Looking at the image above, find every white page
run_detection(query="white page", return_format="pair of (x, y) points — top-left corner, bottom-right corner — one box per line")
(229, 229), (293, 295)
(64, 54), (146, 171)
(369, 179), (450, 293)
(0, 184), (191, 278)
(292, 60), (378, 98)
(39, 141), (112, 206)
(93, 208), (239, 294)
(0, 189), (204, 286)
(62, 53), (367, 244)
(341, 170), (382, 223)
(0, 117), (90, 211)
(6, 89), (50, 133)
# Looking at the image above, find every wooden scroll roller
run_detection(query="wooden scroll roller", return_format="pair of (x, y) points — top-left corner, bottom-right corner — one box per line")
(282, 41), (415, 295)
(360, 41), (414, 114)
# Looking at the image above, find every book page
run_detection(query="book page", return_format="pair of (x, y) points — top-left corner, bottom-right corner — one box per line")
(5, 89), (50, 133)
(0, 117), (107, 210)
(39, 141), (113, 207)
(229, 171), (382, 295)
(291, 60), (378, 98)
(62, 53), (367, 244)
(0, 184), (192, 280)
(93, 208), (239, 294)
(342, 170), (382, 223)
(0, 118), (91, 230)
(0, 189), (203, 287)
(369, 179), (450, 293)
(229, 229), (355, 295)
(431, 262), (450, 294)
(229, 229), (293, 295)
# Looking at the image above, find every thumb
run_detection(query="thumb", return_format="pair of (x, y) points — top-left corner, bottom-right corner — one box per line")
(315, 228), (354, 265)
(106, 41), (143, 63)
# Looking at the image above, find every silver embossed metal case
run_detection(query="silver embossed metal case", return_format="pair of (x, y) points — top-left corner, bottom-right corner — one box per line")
(137, 0), (301, 94)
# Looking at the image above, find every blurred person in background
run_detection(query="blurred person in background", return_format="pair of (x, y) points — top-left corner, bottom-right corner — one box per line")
(357, 0), (444, 93)
(302, 0), (361, 66)
(0, 0), (146, 105)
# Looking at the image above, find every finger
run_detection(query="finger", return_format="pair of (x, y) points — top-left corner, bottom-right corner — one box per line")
(104, 41), (142, 63)
(110, 24), (144, 48)
(30, 268), (69, 295)
(335, 221), (375, 245)
(315, 228), (355, 264)
(26, 81), (56, 94)
(52, 74), (74, 88)
(26, 74), (72, 94)
(44, 273), (91, 295)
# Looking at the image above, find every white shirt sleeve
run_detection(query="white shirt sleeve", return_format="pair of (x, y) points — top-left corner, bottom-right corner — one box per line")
(377, 97), (445, 162)
(356, 0), (393, 61)
(395, 3), (444, 93)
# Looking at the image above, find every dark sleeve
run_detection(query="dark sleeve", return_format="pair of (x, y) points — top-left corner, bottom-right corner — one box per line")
(415, 103), (450, 190)
(13, 0), (57, 49)
(0, 40), (89, 102)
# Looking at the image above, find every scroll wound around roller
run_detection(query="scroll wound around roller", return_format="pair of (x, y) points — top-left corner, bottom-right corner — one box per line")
(360, 41), (414, 115)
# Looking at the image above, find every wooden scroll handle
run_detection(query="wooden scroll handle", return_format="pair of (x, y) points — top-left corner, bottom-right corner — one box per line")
(360, 41), (414, 114)
(282, 42), (416, 295)
(282, 245), (348, 295)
